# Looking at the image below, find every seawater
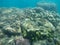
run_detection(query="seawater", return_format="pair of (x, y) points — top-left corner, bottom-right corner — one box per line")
(0, 0), (60, 13)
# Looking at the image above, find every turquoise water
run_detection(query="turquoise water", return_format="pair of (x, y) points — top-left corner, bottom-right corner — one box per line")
(0, 0), (60, 12)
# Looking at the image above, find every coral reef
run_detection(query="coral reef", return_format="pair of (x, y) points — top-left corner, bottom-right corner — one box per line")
(0, 5), (60, 45)
(37, 3), (57, 11)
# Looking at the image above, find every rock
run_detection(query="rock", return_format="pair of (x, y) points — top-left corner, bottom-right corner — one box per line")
(15, 36), (30, 45)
